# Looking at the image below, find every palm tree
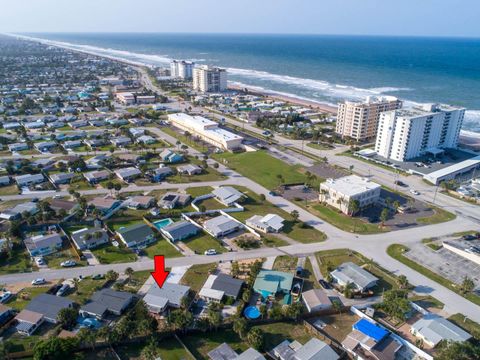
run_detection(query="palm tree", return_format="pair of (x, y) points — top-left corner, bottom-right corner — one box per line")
(125, 267), (134, 280)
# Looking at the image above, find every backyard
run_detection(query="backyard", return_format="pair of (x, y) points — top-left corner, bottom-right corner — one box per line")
(180, 263), (217, 292)
(90, 243), (137, 264)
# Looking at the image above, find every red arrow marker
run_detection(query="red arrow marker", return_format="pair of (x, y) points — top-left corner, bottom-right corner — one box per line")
(151, 255), (170, 288)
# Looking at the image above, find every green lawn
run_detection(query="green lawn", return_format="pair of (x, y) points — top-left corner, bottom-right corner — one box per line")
(44, 245), (87, 269)
(107, 219), (145, 232)
(182, 232), (225, 255)
(0, 246), (33, 275)
(143, 239), (183, 259)
(213, 150), (308, 190)
(0, 184), (19, 195)
(90, 243), (137, 264)
(231, 187), (326, 243)
(114, 337), (194, 360)
(448, 314), (480, 339)
(273, 255), (298, 272)
(67, 277), (108, 305)
(168, 166), (226, 184)
(416, 206), (456, 225)
(387, 244), (480, 306)
(262, 235), (289, 247)
(186, 186), (214, 198)
(161, 127), (207, 153)
(181, 263), (217, 293)
(6, 286), (50, 311)
(308, 203), (387, 234)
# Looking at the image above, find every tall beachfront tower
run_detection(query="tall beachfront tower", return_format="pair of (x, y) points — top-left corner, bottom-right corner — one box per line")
(192, 65), (227, 92)
(335, 96), (402, 142)
(170, 60), (195, 79)
(375, 104), (465, 161)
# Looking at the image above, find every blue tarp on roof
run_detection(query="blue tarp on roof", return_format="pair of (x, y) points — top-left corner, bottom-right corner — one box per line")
(353, 319), (389, 342)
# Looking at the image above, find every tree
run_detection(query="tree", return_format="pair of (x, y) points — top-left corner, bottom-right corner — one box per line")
(57, 307), (78, 330)
(168, 309), (193, 333)
(348, 199), (360, 216)
(284, 302), (304, 321)
(114, 183), (122, 195)
(247, 328), (264, 350)
(380, 208), (389, 227)
(207, 306), (222, 330)
(290, 210), (300, 222)
(436, 341), (480, 360)
(378, 289), (410, 321)
(397, 275), (409, 289)
(106, 270), (119, 282)
(259, 193), (266, 202)
(125, 267), (134, 279)
(233, 317), (248, 339)
(276, 174), (284, 185)
(343, 282), (356, 299)
(460, 276), (475, 294)
(77, 327), (97, 350)
(140, 338), (159, 360)
(33, 337), (79, 360)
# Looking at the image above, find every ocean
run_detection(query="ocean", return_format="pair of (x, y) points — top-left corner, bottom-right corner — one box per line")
(19, 33), (480, 135)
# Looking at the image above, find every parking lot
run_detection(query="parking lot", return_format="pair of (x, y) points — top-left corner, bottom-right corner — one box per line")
(406, 241), (480, 292)
(307, 163), (348, 180)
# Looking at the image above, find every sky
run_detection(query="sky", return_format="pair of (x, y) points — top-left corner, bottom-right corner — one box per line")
(0, 0), (479, 37)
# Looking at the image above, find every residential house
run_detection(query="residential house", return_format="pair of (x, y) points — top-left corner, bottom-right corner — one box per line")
(49, 172), (75, 185)
(158, 192), (191, 209)
(199, 273), (243, 303)
(34, 141), (57, 152)
(15, 310), (45, 336)
(212, 187), (244, 206)
(24, 233), (63, 257)
(49, 199), (79, 215)
(159, 149), (183, 163)
(144, 282), (190, 314)
(342, 319), (403, 360)
(129, 128), (145, 137)
(15, 173), (45, 187)
(150, 166), (173, 182)
(71, 227), (109, 250)
(69, 120), (89, 129)
(85, 138), (106, 149)
(0, 201), (38, 220)
(203, 215), (242, 238)
(63, 140), (83, 149)
(301, 289), (332, 313)
(177, 164), (202, 176)
(8, 142), (29, 152)
(80, 288), (135, 318)
(161, 221), (199, 242)
(410, 314), (472, 348)
(330, 262), (378, 292)
(25, 294), (74, 324)
(137, 135), (156, 144)
(127, 195), (156, 209)
(84, 170), (110, 184)
(208, 343), (265, 360)
(115, 167), (142, 182)
(111, 136), (132, 147)
(253, 270), (293, 299)
(272, 338), (339, 360)
(116, 223), (155, 248)
(246, 214), (284, 233)
(88, 197), (121, 214)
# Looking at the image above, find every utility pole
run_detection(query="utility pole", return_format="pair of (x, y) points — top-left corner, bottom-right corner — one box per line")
(433, 185), (439, 204)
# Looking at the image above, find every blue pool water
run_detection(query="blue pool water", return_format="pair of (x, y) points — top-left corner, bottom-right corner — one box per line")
(153, 218), (174, 230)
(77, 316), (102, 329)
(244, 306), (261, 319)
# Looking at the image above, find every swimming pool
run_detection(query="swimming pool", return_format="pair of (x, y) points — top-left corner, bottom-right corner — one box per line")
(77, 316), (102, 329)
(244, 306), (261, 320)
(153, 218), (174, 230)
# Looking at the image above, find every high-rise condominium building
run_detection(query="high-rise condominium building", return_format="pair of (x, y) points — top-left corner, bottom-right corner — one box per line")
(170, 60), (194, 79)
(192, 65), (227, 92)
(335, 96), (403, 141)
(375, 104), (465, 161)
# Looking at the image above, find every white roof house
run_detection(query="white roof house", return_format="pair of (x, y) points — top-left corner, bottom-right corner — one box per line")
(411, 315), (472, 347)
(203, 215), (242, 238)
(15, 173), (45, 187)
(246, 214), (284, 233)
(330, 262), (378, 292)
(272, 338), (339, 360)
(143, 282), (190, 314)
(212, 186), (244, 206)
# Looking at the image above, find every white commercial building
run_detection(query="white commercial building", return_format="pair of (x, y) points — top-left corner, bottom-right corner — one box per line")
(168, 113), (243, 151)
(193, 65), (227, 92)
(375, 104), (465, 161)
(170, 60), (195, 79)
(319, 175), (381, 215)
(336, 96), (402, 141)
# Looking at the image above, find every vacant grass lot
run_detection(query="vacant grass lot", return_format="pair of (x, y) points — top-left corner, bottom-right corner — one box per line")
(44, 245), (87, 269)
(0, 245), (33, 275)
(113, 337), (194, 360)
(182, 232), (225, 255)
(0, 184), (19, 195)
(6, 286), (50, 311)
(180, 263), (217, 293)
(90, 243), (137, 264)
(387, 244), (480, 306)
(213, 150), (308, 190)
(416, 206), (456, 224)
(67, 277), (108, 305)
(232, 187), (326, 243)
(143, 239), (183, 259)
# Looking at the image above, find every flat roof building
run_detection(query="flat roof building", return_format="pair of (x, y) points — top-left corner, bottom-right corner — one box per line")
(168, 113), (243, 151)
(193, 65), (227, 92)
(320, 175), (381, 215)
(246, 214), (285, 233)
(410, 314), (472, 348)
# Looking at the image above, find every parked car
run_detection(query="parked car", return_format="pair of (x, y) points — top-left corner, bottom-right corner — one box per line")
(319, 279), (332, 289)
(410, 189), (420, 196)
(56, 284), (70, 296)
(32, 278), (46, 286)
(92, 274), (104, 280)
(394, 180), (408, 187)
(462, 234), (477, 241)
(34, 257), (45, 266)
(204, 249), (217, 256)
(60, 260), (77, 268)
(0, 291), (12, 303)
